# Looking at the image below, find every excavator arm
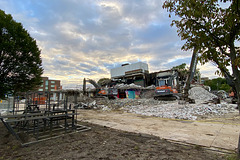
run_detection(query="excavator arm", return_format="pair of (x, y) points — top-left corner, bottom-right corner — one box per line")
(183, 47), (198, 100)
(83, 78), (101, 95)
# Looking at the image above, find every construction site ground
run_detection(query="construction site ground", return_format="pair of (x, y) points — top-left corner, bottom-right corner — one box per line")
(1, 86), (240, 159)
(78, 109), (240, 151)
(0, 120), (233, 160)
(0, 110), (239, 160)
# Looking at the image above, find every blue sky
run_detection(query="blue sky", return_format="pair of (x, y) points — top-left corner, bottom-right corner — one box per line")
(0, 0), (219, 88)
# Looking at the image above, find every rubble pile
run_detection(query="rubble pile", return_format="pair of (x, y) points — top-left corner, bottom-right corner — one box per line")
(74, 86), (237, 120)
(94, 98), (167, 110)
(76, 98), (167, 110)
(145, 85), (156, 89)
(140, 90), (155, 98)
(188, 87), (217, 102)
(81, 97), (237, 120)
(125, 101), (237, 120)
(115, 83), (143, 89)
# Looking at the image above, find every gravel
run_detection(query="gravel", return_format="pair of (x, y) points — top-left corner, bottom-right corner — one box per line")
(105, 87), (236, 120)
(124, 100), (237, 120)
(77, 86), (238, 120)
(188, 87), (218, 102)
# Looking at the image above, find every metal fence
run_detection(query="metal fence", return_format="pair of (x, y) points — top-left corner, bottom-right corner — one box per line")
(0, 97), (14, 115)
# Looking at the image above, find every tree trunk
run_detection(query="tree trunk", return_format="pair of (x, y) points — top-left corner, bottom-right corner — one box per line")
(229, 44), (240, 113)
(236, 83), (240, 114)
(229, 42), (240, 157)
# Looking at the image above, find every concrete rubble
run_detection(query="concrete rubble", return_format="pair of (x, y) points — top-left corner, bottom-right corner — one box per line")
(188, 87), (218, 103)
(75, 86), (238, 120)
(125, 100), (237, 120)
(115, 83), (143, 89)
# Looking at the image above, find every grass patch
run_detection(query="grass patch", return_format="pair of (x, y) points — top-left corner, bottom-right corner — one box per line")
(225, 154), (239, 160)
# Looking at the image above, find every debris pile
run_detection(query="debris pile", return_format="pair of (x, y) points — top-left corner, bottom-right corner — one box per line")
(95, 98), (166, 110)
(125, 101), (237, 120)
(73, 86), (237, 120)
(140, 90), (155, 99)
(115, 83), (143, 89)
(145, 85), (156, 89)
(188, 87), (217, 102)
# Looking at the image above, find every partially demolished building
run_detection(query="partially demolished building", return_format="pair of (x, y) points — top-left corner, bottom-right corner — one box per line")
(85, 62), (201, 100)
(110, 62), (179, 88)
(110, 62), (149, 87)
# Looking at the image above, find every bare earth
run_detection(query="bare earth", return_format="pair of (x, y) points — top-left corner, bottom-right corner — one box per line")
(1, 88), (239, 159)
(0, 120), (231, 160)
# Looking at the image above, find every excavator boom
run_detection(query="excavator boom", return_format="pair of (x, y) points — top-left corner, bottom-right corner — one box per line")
(183, 47), (198, 100)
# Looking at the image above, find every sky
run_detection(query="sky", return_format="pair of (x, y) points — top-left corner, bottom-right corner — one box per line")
(0, 0), (220, 88)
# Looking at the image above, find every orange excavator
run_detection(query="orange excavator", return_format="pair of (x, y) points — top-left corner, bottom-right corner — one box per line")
(154, 70), (179, 100)
(154, 48), (198, 101)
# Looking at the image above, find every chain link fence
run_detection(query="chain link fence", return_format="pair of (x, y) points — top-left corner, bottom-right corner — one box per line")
(0, 97), (14, 115)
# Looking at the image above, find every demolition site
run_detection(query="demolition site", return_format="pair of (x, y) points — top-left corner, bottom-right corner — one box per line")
(0, 61), (239, 160)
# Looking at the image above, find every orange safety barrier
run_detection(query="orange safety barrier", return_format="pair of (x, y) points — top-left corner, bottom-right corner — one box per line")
(33, 97), (47, 104)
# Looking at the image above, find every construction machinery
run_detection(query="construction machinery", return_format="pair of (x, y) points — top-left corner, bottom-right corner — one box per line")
(154, 47), (198, 101)
(83, 78), (101, 95)
(182, 47), (198, 103)
(83, 78), (118, 98)
(154, 70), (179, 100)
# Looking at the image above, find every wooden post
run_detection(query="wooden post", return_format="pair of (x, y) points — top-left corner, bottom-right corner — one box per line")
(83, 78), (86, 95)
(48, 92), (51, 111)
(238, 134), (240, 159)
(57, 92), (60, 109)
(74, 92), (77, 105)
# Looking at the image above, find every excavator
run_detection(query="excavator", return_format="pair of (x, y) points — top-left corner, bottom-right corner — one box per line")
(83, 78), (117, 98)
(182, 47), (198, 103)
(154, 48), (198, 101)
(154, 70), (179, 100)
(83, 78), (101, 96)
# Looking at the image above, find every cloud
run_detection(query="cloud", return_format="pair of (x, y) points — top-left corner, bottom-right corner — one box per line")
(198, 63), (221, 79)
(1, 0), (221, 88)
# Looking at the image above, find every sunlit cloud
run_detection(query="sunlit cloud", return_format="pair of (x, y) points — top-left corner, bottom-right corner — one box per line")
(0, 0), (222, 88)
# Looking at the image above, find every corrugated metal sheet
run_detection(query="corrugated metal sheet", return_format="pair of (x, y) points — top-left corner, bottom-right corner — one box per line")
(110, 62), (148, 78)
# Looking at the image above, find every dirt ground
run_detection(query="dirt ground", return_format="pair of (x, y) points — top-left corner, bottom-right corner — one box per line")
(0, 121), (233, 160)
(200, 112), (240, 124)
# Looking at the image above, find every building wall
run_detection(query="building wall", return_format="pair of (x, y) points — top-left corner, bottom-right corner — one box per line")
(110, 62), (149, 79)
(38, 77), (61, 92)
(134, 79), (145, 87)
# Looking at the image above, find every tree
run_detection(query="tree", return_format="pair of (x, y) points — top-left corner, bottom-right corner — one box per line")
(204, 77), (231, 92)
(172, 63), (188, 77)
(171, 63), (201, 82)
(172, 63), (187, 70)
(0, 10), (43, 99)
(163, 0), (240, 111)
(97, 78), (111, 87)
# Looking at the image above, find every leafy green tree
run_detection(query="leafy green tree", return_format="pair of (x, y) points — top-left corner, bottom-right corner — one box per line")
(97, 78), (111, 87)
(220, 83), (231, 92)
(0, 10), (43, 99)
(171, 63), (201, 82)
(172, 63), (188, 77)
(172, 63), (187, 70)
(163, 0), (240, 111)
(204, 77), (231, 92)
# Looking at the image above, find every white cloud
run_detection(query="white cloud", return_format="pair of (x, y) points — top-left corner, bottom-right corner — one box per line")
(198, 63), (220, 79)
(1, 0), (223, 88)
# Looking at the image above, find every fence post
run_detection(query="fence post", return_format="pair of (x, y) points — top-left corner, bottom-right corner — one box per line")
(238, 134), (240, 159)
